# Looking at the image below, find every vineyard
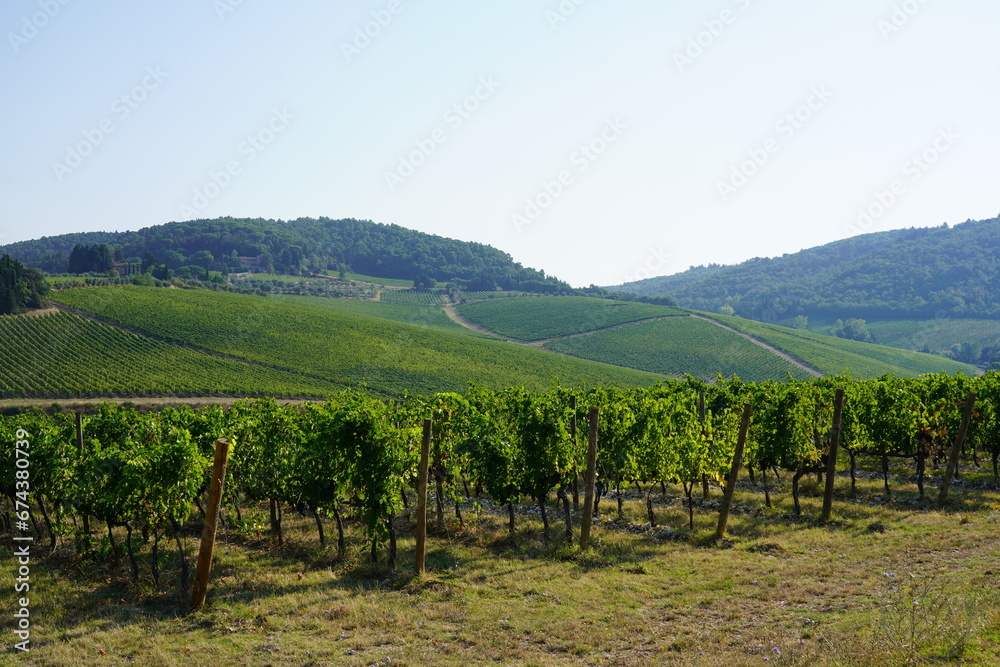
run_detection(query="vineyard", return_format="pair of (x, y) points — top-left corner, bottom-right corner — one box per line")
(49, 287), (664, 396)
(3, 373), (1000, 664)
(544, 317), (815, 382)
(4, 372), (999, 573)
(456, 290), (540, 301)
(0, 311), (336, 399)
(378, 290), (447, 305)
(456, 296), (686, 341)
(704, 312), (978, 378)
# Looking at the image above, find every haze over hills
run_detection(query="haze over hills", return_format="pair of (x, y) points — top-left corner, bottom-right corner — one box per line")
(612, 216), (1000, 323)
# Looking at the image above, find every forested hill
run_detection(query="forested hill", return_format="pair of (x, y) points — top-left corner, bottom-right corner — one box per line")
(613, 216), (1000, 321)
(0, 217), (569, 292)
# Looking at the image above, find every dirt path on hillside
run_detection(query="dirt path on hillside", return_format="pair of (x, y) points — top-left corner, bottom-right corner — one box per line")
(690, 314), (823, 377)
(442, 303), (518, 341)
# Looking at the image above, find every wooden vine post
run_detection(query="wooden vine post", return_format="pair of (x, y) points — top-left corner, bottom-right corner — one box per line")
(75, 412), (91, 553)
(939, 392), (977, 504)
(580, 407), (599, 552)
(415, 419), (432, 575)
(715, 404), (752, 541)
(821, 388), (845, 522)
(570, 396), (579, 510)
(191, 438), (231, 612)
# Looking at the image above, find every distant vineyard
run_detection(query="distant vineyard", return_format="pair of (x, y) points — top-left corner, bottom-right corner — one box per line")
(457, 296), (686, 341)
(0, 311), (335, 399)
(379, 290), (446, 305)
(48, 287), (665, 396)
(545, 317), (815, 382)
(704, 313), (978, 378)
(457, 290), (539, 301)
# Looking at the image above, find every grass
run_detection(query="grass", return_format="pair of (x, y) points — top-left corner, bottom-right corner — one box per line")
(3, 468), (998, 666)
(0, 310), (336, 399)
(545, 316), (814, 382)
(49, 287), (666, 396)
(703, 313), (979, 378)
(457, 297), (687, 341)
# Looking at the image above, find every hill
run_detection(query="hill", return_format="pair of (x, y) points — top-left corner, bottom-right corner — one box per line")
(701, 312), (979, 378)
(0, 309), (337, 399)
(47, 287), (666, 397)
(0, 217), (576, 293)
(612, 216), (1000, 322)
(451, 295), (972, 380)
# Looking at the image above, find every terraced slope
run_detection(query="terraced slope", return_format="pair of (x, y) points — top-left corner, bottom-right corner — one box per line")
(702, 313), (978, 378)
(51, 287), (665, 396)
(0, 310), (336, 399)
(544, 317), (814, 382)
(456, 296), (686, 341)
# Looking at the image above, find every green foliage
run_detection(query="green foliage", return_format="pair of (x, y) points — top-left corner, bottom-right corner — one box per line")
(0, 254), (48, 315)
(0, 216), (577, 293)
(457, 296), (685, 341)
(831, 318), (873, 343)
(616, 216), (1000, 321)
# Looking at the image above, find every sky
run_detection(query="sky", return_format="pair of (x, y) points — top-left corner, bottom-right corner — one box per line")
(1, 0), (998, 288)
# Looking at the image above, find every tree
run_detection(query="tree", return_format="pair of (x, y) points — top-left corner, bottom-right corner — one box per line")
(831, 318), (872, 343)
(0, 254), (48, 315)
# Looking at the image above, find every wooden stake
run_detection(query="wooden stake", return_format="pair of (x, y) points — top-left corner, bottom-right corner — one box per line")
(75, 412), (91, 553)
(191, 438), (231, 612)
(580, 407), (599, 552)
(570, 396), (579, 511)
(821, 389), (845, 522)
(715, 404), (752, 541)
(415, 419), (432, 575)
(939, 392), (977, 504)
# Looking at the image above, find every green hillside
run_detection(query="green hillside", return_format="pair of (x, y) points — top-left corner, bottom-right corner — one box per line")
(0, 310), (336, 399)
(614, 216), (1000, 322)
(544, 317), (814, 382)
(49, 287), (665, 396)
(703, 313), (978, 378)
(0, 216), (576, 293)
(864, 319), (1000, 358)
(456, 296), (686, 341)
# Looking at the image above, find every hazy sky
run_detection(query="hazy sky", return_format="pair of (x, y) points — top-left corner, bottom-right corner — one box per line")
(2, 0), (998, 287)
